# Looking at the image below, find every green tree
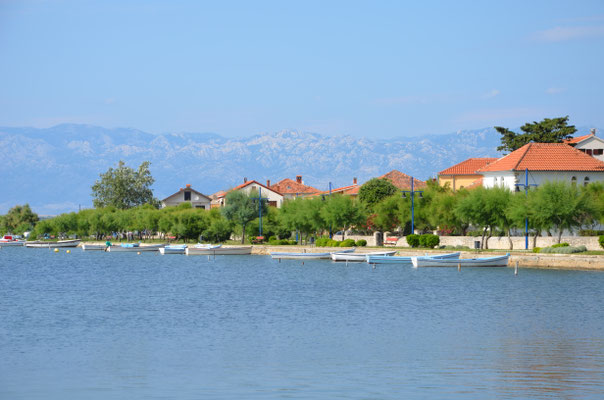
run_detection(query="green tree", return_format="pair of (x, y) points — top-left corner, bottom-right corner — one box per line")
(495, 116), (576, 153)
(372, 195), (409, 233)
(455, 187), (498, 249)
(319, 195), (365, 239)
(1, 204), (39, 234)
(222, 190), (267, 244)
(91, 160), (159, 209)
(358, 178), (398, 211)
(531, 181), (597, 243)
(203, 208), (233, 243)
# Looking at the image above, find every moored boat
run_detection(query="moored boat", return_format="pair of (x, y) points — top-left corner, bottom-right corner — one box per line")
(81, 244), (108, 251)
(25, 239), (81, 248)
(271, 248), (355, 260)
(0, 234), (26, 247)
(159, 244), (187, 255)
(107, 243), (164, 252)
(366, 252), (461, 264)
(411, 253), (510, 268)
(185, 245), (251, 255)
(331, 250), (396, 262)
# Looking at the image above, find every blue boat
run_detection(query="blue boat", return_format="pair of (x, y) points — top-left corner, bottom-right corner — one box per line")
(271, 248), (355, 260)
(366, 252), (461, 264)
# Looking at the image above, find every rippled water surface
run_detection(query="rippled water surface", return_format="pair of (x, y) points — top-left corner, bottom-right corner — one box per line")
(1, 247), (603, 399)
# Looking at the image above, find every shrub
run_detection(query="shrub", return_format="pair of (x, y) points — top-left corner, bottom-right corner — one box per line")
(580, 229), (604, 236)
(355, 239), (367, 247)
(406, 234), (420, 248)
(327, 239), (340, 247)
(419, 234), (440, 248)
(340, 239), (356, 247)
(532, 247), (541, 253)
(551, 242), (569, 248)
(540, 245), (587, 254)
(441, 245), (470, 250)
(599, 235), (604, 249)
(269, 236), (277, 242)
(315, 237), (330, 247)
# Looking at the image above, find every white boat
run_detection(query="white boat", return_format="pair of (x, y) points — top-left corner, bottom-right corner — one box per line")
(107, 243), (164, 252)
(331, 250), (396, 262)
(412, 253), (510, 268)
(270, 248), (355, 260)
(366, 252), (461, 264)
(185, 245), (251, 255)
(0, 234), (26, 247)
(192, 243), (222, 249)
(25, 239), (81, 248)
(81, 244), (108, 251)
(159, 244), (187, 255)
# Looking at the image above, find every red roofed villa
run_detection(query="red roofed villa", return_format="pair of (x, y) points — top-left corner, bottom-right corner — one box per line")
(437, 158), (497, 191)
(269, 175), (320, 199)
(478, 143), (604, 191)
(563, 128), (604, 162)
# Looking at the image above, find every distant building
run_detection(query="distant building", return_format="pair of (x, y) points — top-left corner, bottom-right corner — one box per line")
(438, 158), (497, 191)
(269, 175), (320, 199)
(564, 129), (604, 162)
(214, 178), (284, 208)
(310, 178), (360, 198)
(161, 184), (211, 209)
(478, 143), (604, 191)
(379, 170), (427, 190)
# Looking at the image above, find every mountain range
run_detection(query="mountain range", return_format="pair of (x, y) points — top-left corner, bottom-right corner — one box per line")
(0, 123), (596, 215)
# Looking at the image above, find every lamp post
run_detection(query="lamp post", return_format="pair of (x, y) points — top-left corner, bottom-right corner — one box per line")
(254, 187), (268, 238)
(401, 177), (423, 235)
(329, 182), (332, 238)
(514, 168), (537, 250)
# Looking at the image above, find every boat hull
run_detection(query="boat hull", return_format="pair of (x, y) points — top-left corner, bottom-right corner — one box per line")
(186, 246), (252, 255)
(367, 252), (461, 264)
(271, 248), (355, 260)
(159, 246), (187, 255)
(81, 244), (107, 251)
(25, 239), (81, 248)
(0, 240), (26, 247)
(331, 251), (396, 262)
(107, 244), (164, 252)
(412, 254), (510, 267)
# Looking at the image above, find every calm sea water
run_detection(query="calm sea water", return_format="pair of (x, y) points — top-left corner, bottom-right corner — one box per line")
(1, 247), (603, 400)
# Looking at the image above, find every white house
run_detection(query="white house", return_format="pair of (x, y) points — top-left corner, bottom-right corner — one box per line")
(564, 129), (604, 162)
(161, 184), (212, 209)
(220, 178), (285, 208)
(478, 142), (604, 191)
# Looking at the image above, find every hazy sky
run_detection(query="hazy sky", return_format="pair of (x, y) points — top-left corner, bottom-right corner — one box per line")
(1, 0), (603, 138)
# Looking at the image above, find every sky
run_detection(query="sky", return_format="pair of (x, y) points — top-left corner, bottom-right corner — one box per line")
(1, 0), (603, 138)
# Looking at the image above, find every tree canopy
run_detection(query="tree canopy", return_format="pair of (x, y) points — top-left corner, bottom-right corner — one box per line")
(221, 190), (268, 244)
(495, 116), (576, 153)
(358, 178), (398, 211)
(91, 160), (158, 209)
(0, 204), (39, 234)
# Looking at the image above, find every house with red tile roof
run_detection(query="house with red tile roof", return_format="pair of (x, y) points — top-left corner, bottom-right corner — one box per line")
(477, 143), (604, 191)
(563, 129), (604, 162)
(310, 178), (360, 198)
(269, 175), (320, 199)
(379, 170), (427, 190)
(213, 178), (284, 208)
(438, 158), (497, 191)
(161, 184), (211, 209)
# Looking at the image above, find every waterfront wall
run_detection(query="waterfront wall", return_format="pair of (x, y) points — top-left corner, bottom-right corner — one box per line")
(333, 233), (602, 251)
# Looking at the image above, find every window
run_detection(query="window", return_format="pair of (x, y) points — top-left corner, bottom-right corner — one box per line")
(594, 149), (603, 155)
(184, 191), (191, 201)
(571, 176), (577, 186)
(584, 177), (590, 186)
(586, 149), (593, 156)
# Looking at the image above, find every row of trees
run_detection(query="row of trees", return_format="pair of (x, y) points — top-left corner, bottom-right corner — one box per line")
(3, 179), (602, 249)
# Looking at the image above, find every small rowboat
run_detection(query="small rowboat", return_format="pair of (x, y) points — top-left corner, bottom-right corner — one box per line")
(185, 245), (251, 256)
(159, 244), (187, 255)
(25, 239), (81, 248)
(331, 250), (396, 262)
(366, 252), (461, 264)
(107, 243), (164, 252)
(271, 248), (355, 260)
(81, 244), (108, 251)
(411, 253), (510, 268)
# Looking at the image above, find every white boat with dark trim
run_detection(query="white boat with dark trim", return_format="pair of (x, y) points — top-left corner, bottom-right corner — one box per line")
(25, 239), (81, 248)
(331, 250), (396, 262)
(366, 252), (461, 264)
(186, 245), (251, 255)
(411, 253), (510, 268)
(107, 243), (164, 252)
(271, 248), (355, 260)
(0, 234), (26, 247)
(159, 244), (187, 255)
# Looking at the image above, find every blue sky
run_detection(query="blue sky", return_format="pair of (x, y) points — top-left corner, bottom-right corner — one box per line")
(1, 0), (603, 138)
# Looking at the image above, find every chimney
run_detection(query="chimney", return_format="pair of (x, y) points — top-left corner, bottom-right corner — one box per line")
(266, 179), (271, 187)
(353, 177), (357, 185)
(186, 184), (191, 188)
(296, 175), (302, 184)
(591, 128), (597, 136)
(244, 177), (248, 183)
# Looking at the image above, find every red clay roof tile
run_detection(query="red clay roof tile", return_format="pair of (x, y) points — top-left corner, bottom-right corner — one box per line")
(438, 158), (498, 176)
